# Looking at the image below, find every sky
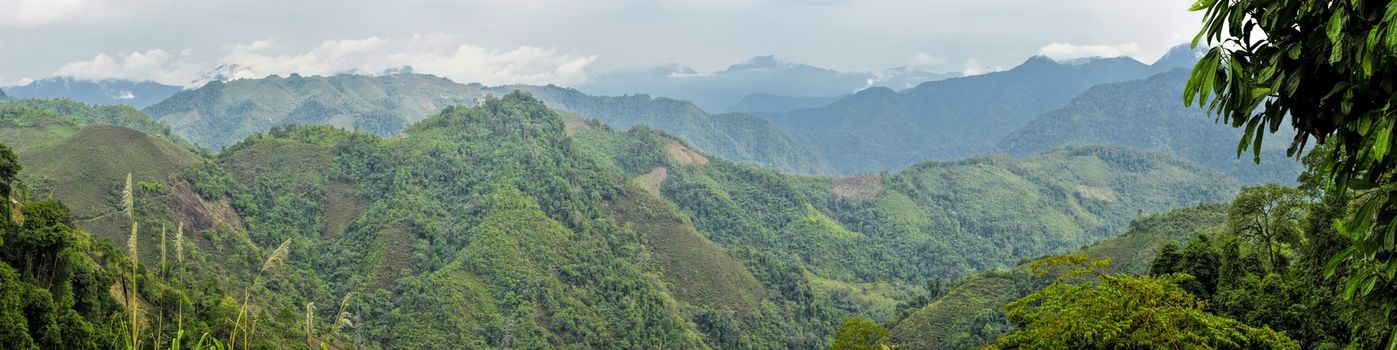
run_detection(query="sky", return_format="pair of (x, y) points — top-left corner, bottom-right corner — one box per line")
(0, 0), (1203, 87)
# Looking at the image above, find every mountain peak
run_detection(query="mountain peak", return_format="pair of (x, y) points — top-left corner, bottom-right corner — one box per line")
(1013, 55), (1061, 70)
(727, 55), (782, 71)
(1152, 44), (1204, 70)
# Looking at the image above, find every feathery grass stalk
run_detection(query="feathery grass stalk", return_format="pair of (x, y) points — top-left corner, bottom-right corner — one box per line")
(332, 292), (353, 337)
(160, 224), (167, 279)
(304, 302), (315, 347)
(123, 173), (134, 220)
(121, 174), (141, 349)
(128, 220), (139, 350)
(228, 238), (292, 350)
(175, 223), (184, 265)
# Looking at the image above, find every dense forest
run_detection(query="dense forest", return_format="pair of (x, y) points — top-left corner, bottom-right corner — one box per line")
(0, 89), (1264, 348)
(5, 0), (1397, 346)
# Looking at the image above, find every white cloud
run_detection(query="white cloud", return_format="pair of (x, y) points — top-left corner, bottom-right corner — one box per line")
(213, 35), (598, 86)
(0, 0), (88, 26)
(55, 49), (204, 85)
(1037, 42), (1143, 61)
(960, 57), (1002, 76)
(908, 53), (946, 67)
(49, 35), (601, 87)
(0, 0), (159, 27)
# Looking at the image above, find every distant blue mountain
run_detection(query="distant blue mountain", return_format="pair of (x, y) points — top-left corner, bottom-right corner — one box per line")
(4, 77), (182, 108)
(764, 45), (1202, 175)
(578, 56), (957, 112)
(724, 93), (843, 114)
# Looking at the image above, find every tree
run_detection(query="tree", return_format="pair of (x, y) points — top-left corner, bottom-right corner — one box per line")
(1226, 184), (1305, 271)
(0, 143), (18, 229)
(830, 317), (893, 350)
(1184, 0), (1397, 341)
(990, 254), (1298, 350)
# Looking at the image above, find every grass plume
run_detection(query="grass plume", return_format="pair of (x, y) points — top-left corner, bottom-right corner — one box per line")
(122, 173), (134, 220)
(229, 238), (293, 350)
(174, 222), (184, 264)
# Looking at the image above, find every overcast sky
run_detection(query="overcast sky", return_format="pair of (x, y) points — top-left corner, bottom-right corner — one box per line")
(0, 0), (1203, 87)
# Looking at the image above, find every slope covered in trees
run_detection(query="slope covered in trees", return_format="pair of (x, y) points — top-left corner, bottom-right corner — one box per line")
(0, 91), (1248, 348)
(575, 121), (1236, 321)
(997, 69), (1303, 184)
(885, 204), (1230, 349)
(886, 176), (1397, 348)
(142, 74), (828, 174)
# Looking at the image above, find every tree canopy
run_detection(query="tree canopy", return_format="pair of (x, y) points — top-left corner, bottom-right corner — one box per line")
(990, 255), (1298, 350)
(1185, 0), (1397, 342)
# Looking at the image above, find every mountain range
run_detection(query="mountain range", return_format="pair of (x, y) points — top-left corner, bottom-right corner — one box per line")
(3, 77), (183, 108)
(763, 45), (1205, 175)
(578, 55), (957, 112)
(140, 73), (830, 173)
(997, 68), (1303, 184)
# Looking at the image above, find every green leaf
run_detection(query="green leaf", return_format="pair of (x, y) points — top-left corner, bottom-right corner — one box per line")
(1361, 275), (1379, 296)
(1328, 7), (1346, 44)
(1249, 87), (1273, 99)
(1189, 0), (1216, 11)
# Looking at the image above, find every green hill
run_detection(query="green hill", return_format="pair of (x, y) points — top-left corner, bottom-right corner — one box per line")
(0, 92), (1247, 348)
(574, 120), (1237, 316)
(143, 74), (828, 174)
(509, 84), (831, 174)
(143, 74), (485, 149)
(886, 204), (1229, 349)
(2, 98), (197, 150)
(997, 69), (1304, 184)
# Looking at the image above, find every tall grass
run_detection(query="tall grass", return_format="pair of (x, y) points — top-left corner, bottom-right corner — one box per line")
(123, 173), (140, 350)
(304, 292), (354, 349)
(304, 302), (315, 347)
(228, 238), (291, 350)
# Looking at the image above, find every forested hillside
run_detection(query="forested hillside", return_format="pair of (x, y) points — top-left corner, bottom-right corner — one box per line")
(886, 204), (1229, 349)
(766, 47), (1199, 174)
(880, 179), (1395, 349)
(510, 85), (830, 174)
(997, 69), (1303, 184)
(0, 94), (1243, 348)
(142, 74), (486, 149)
(573, 119), (1236, 320)
(142, 74), (827, 174)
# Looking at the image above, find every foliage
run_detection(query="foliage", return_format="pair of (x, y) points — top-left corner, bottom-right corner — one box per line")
(1150, 183), (1395, 349)
(1226, 184), (1306, 271)
(1184, 0), (1397, 336)
(2, 98), (197, 151)
(991, 255), (1298, 349)
(829, 317), (893, 350)
(887, 204), (1227, 350)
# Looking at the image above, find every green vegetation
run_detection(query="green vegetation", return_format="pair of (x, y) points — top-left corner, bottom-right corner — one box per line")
(143, 74), (828, 174)
(1186, 0), (1397, 339)
(143, 74), (487, 149)
(886, 204), (1229, 349)
(990, 255), (1298, 349)
(829, 317), (893, 350)
(0, 78), (1324, 349)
